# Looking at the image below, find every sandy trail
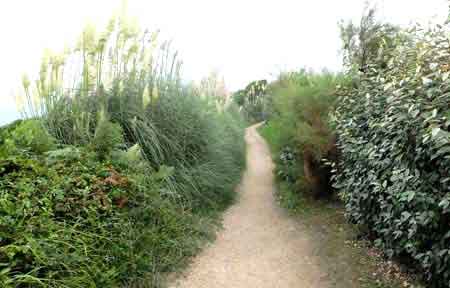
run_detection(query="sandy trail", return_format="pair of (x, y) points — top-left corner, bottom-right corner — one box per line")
(170, 124), (330, 288)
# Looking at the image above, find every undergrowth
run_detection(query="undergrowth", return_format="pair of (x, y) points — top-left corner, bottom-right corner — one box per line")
(0, 9), (246, 288)
(257, 71), (343, 199)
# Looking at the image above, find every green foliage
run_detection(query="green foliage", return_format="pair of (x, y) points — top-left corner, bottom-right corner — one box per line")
(0, 106), (245, 287)
(273, 71), (339, 160)
(0, 146), (208, 287)
(146, 91), (246, 211)
(261, 71), (343, 199)
(0, 93), (245, 288)
(260, 121), (300, 184)
(334, 15), (450, 287)
(8, 120), (56, 154)
(232, 79), (269, 123)
(339, 6), (400, 73)
(2, 8), (246, 288)
(91, 116), (124, 159)
(0, 120), (23, 157)
(45, 147), (82, 165)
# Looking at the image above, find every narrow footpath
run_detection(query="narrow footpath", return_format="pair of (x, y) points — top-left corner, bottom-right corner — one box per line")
(170, 124), (330, 288)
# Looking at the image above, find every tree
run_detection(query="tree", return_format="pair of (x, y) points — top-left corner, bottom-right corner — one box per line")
(339, 5), (400, 73)
(232, 79), (268, 122)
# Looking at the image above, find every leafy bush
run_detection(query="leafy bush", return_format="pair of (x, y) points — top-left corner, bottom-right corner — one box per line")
(0, 120), (22, 142)
(91, 115), (124, 159)
(45, 147), (82, 164)
(232, 80), (269, 123)
(260, 120), (300, 184)
(9, 119), (56, 154)
(0, 145), (208, 287)
(261, 71), (343, 199)
(334, 15), (450, 287)
(0, 121), (22, 157)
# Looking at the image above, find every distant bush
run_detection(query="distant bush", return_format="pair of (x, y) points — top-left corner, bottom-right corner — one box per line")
(232, 80), (269, 123)
(261, 71), (343, 199)
(334, 11), (450, 287)
(0, 120), (22, 157)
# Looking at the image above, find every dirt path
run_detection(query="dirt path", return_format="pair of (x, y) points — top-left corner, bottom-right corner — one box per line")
(170, 124), (330, 288)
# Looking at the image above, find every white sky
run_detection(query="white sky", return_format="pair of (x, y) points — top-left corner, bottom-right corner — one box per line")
(0, 0), (447, 125)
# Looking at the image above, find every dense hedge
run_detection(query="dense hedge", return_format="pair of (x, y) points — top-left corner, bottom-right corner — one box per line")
(334, 21), (450, 287)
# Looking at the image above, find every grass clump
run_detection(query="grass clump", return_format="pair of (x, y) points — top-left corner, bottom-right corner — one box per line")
(91, 114), (124, 160)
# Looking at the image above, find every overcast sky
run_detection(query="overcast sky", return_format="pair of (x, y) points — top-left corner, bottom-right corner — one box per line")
(0, 0), (447, 125)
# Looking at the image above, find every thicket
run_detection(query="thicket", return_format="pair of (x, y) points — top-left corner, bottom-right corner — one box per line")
(333, 9), (450, 287)
(259, 71), (344, 200)
(0, 11), (245, 287)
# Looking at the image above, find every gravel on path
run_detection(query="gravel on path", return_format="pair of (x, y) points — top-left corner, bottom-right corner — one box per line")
(169, 124), (330, 288)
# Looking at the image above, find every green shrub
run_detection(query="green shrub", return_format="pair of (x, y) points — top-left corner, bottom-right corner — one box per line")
(91, 116), (124, 159)
(9, 119), (56, 154)
(261, 71), (343, 199)
(0, 147), (209, 287)
(45, 146), (82, 165)
(232, 80), (269, 123)
(260, 122), (300, 183)
(334, 17), (450, 287)
(0, 102), (245, 286)
(0, 121), (22, 157)
(0, 120), (22, 143)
